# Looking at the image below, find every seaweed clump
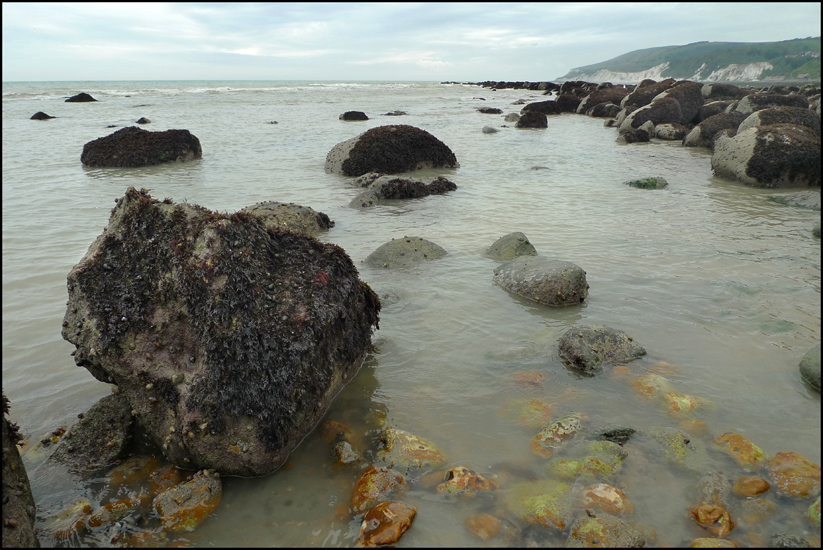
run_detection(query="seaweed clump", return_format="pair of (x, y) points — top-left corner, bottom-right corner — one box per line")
(63, 188), (380, 476)
(747, 124), (821, 186)
(340, 125), (458, 176)
(81, 126), (202, 167)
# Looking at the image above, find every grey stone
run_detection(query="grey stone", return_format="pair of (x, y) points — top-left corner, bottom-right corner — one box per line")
(365, 236), (447, 269)
(482, 126), (499, 134)
(654, 123), (689, 140)
(46, 394), (133, 473)
(493, 256), (588, 307)
(799, 344), (821, 392)
(239, 201), (334, 236)
(557, 325), (645, 375)
(486, 232), (538, 261)
(766, 190), (821, 211)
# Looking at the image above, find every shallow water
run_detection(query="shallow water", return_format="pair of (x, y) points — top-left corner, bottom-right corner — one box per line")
(2, 80), (820, 547)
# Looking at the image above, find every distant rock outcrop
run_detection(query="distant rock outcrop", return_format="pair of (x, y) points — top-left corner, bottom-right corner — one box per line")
(66, 92), (97, 102)
(81, 126), (202, 168)
(325, 125), (458, 177)
(340, 111), (369, 121)
(62, 187), (380, 476)
(30, 111), (55, 120)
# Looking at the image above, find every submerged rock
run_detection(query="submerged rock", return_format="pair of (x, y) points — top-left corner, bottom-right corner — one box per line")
(375, 428), (446, 472)
(153, 469), (221, 532)
(650, 427), (711, 473)
(689, 501), (735, 538)
(579, 483), (634, 515)
(81, 126), (202, 167)
(530, 413), (586, 458)
(46, 394), (133, 473)
(505, 479), (574, 530)
(30, 111), (55, 120)
(464, 513), (500, 541)
(486, 232), (537, 261)
(356, 501), (416, 547)
(340, 111), (368, 121)
(62, 188), (380, 476)
(436, 466), (498, 498)
(364, 236), (447, 269)
(732, 476), (770, 497)
(713, 433), (769, 471)
(557, 325), (646, 376)
(238, 201), (334, 236)
(493, 256), (588, 306)
(624, 176), (668, 189)
(799, 344), (821, 392)
(567, 512), (647, 547)
(546, 440), (627, 481)
(2, 393), (39, 548)
(499, 398), (554, 428)
(349, 175), (457, 208)
(350, 465), (408, 515)
(325, 124), (458, 176)
(768, 451), (821, 498)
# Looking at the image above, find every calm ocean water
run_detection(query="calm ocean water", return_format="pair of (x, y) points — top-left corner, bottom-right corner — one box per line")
(2, 80), (820, 547)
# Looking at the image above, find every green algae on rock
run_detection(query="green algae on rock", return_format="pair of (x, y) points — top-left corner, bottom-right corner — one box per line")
(531, 413), (586, 458)
(62, 188), (380, 476)
(650, 427), (711, 473)
(546, 440), (627, 481)
(153, 470), (221, 532)
(350, 465), (408, 516)
(506, 479), (575, 530)
(566, 512), (647, 547)
(375, 428), (446, 472)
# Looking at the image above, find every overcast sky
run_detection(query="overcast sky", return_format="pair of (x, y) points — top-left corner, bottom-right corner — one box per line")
(2, 2), (820, 82)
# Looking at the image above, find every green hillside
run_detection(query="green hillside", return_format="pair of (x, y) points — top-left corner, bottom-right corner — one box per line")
(561, 37), (821, 80)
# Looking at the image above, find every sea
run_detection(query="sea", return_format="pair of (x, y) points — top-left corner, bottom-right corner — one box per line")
(2, 80), (820, 547)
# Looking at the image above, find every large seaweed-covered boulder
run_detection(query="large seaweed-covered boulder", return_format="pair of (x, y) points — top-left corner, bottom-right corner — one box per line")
(61, 188), (380, 477)
(325, 125), (458, 176)
(493, 256), (588, 306)
(737, 106), (821, 136)
(576, 88), (631, 114)
(238, 201), (334, 236)
(81, 126), (202, 168)
(520, 100), (562, 115)
(621, 78), (676, 109)
(516, 110), (548, 129)
(619, 97), (683, 132)
(651, 80), (704, 124)
(711, 124), (821, 187)
(682, 111), (747, 148)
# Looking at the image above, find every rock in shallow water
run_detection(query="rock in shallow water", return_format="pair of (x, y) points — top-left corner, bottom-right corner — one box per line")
(62, 187), (380, 476)
(364, 236), (447, 268)
(799, 344), (821, 392)
(357, 501), (417, 547)
(557, 324), (646, 375)
(81, 126), (202, 167)
(486, 232), (537, 261)
(492, 256), (588, 306)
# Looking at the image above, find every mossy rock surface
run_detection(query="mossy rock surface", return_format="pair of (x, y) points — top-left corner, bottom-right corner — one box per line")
(566, 513), (647, 548)
(624, 176), (668, 189)
(505, 479), (574, 530)
(62, 188), (380, 476)
(325, 124), (458, 176)
(374, 428), (446, 473)
(81, 126), (202, 167)
(649, 427), (711, 473)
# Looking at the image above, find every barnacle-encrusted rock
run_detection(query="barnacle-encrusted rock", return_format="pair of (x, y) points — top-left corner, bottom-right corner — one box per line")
(46, 394), (133, 473)
(325, 124), (458, 176)
(682, 111), (747, 148)
(62, 188), (380, 476)
(558, 325), (646, 375)
(364, 236), (447, 269)
(81, 126), (202, 167)
(492, 256), (588, 306)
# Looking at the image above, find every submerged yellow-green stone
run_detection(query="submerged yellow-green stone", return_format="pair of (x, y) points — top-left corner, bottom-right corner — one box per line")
(375, 428), (446, 472)
(546, 441), (627, 481)
(505, 479), (574, 530)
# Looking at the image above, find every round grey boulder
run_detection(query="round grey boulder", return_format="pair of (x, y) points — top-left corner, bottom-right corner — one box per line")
(365, 236), (447, 268)
(799, 344), (820, 392)
(558, 325), (646, 376)
(482, 126), (499, 134)
(486, 232), (537, 261)
(492, 256), (588, 306)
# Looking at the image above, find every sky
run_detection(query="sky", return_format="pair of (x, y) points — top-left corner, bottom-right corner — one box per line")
(2, 2), (821, 82)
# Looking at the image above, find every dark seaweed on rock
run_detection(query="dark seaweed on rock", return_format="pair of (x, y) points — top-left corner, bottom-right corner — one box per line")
(65, 188), (380, 455)
(379, 177), (457, 199)
(747, 124), (821, 186)
(340, 125), (458, 176)
(81, 126), (202, 168)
